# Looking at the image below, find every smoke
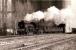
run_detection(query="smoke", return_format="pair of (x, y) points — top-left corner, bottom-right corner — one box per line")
(60, 6), (74, 32)
(24, 6), (74, 27)
(24, 13), (33, 22)
(44, 6), (61, 25)
(24, 11), (44, 22)
(44, 6), (59, 21)
(32, 11), (44, 21)
(24, 6), (61, 25)
(60, 6), (73, 24)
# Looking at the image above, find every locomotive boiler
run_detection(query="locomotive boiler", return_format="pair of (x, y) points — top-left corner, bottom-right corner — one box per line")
(17, 19), (65, 35)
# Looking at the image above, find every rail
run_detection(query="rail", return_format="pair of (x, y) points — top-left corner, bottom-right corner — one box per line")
(11, 35), (76, 50)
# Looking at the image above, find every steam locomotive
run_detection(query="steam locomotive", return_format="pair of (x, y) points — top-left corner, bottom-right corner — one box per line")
(17, 19), (65, 35)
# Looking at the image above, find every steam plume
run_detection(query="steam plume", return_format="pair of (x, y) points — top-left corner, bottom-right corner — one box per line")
(24, 11), (44, 22)
(44, 6), (61, 25)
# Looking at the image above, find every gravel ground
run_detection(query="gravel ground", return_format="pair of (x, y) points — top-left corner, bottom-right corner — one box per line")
(0, 34), (76, 50)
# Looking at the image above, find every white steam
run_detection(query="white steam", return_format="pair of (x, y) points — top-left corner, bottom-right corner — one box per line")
(24, 11), (44, 22)
(32, 11), (44, 21)
(23, 5), (75, 33)
(44, 6), (61, 25)
(60, 6), (74, 33)
(44, 6), (59, 21)
(24, 6), (62, 25)
(24, 13), (33, 22)
(60, 6), (74, 24)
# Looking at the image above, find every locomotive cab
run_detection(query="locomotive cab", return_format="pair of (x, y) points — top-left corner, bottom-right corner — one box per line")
(17, 20), (26, 35)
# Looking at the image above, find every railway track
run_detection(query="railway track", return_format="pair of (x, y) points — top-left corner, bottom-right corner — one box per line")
(29, 36), (76, 50)
(0, 34), (76, 50)
(12, 37), (76, 50)
(11, 35), (76, 50)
